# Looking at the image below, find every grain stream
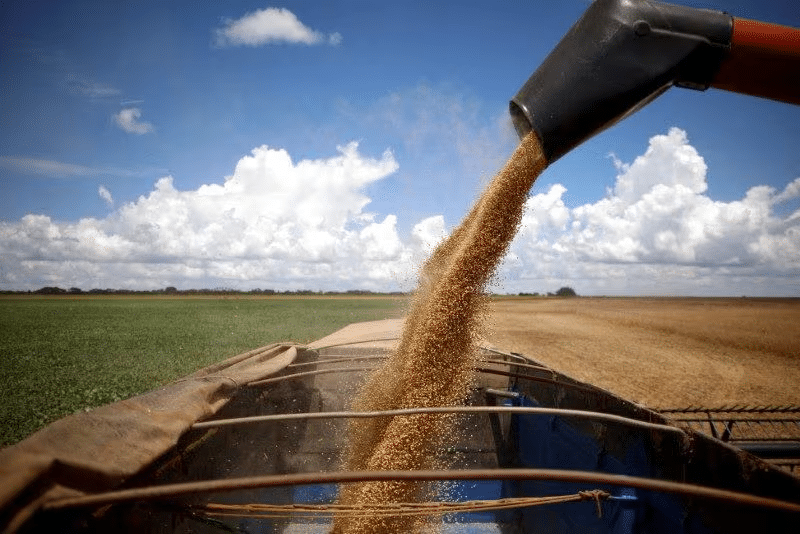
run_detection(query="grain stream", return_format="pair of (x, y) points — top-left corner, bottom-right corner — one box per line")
(332, 132), (546, 533)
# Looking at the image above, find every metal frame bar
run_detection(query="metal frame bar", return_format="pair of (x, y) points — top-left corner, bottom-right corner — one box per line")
(736, 441), (800, 459)
(666, 416), (800, 424)
(479, 359), (555, 374)
(309, 337), (401, 350)
(287, 355), (389, 369)
(474, 366), (602, 395)
(247, 366), (379, 386)
(245, 363), (584, 390)
(287, 354), (548, 372)
(658, 405), (800, 414)
(43, 468), (800, 513)
(479, 346), (543, 365)
(191, 405), (685, 435)
(664, 412), (800, 445)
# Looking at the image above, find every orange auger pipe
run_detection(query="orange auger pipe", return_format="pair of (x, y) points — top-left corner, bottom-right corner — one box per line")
(713, 18), (800, 105)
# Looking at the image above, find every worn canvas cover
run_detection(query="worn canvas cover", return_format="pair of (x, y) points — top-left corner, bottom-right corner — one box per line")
(306, 318), (402, 350)
(0, 342), (299, 533)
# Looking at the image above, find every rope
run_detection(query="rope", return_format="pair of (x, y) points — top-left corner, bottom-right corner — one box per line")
(188, 490), (611, 519)
(579, 489), (606, 518)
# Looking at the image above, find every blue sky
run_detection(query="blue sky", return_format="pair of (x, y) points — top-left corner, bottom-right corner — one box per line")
(1, 0), (798, 295)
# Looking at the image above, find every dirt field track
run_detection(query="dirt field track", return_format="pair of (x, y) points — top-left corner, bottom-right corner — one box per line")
(486, 297), (800, 409)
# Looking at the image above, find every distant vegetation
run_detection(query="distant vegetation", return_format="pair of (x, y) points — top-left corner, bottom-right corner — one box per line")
(518, 286), (578, 297)
(555, 286), (578, 297)
(2, 286), (407, 297)
(3, 285), (579, 298)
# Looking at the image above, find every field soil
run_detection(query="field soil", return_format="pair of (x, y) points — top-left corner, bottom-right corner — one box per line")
(485, 297), (800, 409)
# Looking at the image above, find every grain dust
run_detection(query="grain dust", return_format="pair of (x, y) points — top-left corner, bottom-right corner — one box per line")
(332, 132), (546, 533)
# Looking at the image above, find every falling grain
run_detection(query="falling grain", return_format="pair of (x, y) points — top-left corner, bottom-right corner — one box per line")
(333, 132), (547, 533)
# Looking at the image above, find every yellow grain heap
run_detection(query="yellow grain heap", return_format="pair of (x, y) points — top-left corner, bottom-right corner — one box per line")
(333, 132), (547, 533)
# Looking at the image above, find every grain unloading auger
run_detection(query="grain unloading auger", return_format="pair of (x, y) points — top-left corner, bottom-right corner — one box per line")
(511, 0), (800, 164)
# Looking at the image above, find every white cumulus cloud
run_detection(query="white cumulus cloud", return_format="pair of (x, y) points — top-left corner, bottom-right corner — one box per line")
(411, 215), (448, 253)
(0, 142), (434, 291)
(773, 177), (800, 205)
(214, 7), (341, 47)
(114, 107), (154, 135)
(504, 127), (800, 295)
(1, 129), (798, 296)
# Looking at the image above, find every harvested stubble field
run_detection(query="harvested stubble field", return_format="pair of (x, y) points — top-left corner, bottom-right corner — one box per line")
(486, 297), (800, 409)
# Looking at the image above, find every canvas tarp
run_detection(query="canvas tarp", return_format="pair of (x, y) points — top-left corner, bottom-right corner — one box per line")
(0, 342), (299, 533)
(306, 318), (402, 351)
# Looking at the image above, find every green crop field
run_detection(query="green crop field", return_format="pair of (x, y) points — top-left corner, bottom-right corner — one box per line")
(0, 295), (405, 447)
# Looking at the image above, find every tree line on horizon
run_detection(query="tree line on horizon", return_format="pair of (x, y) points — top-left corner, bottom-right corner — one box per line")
(2, 286), (406, 296)
(518, 286), (578, 297)
(2, 285), (579, 297)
